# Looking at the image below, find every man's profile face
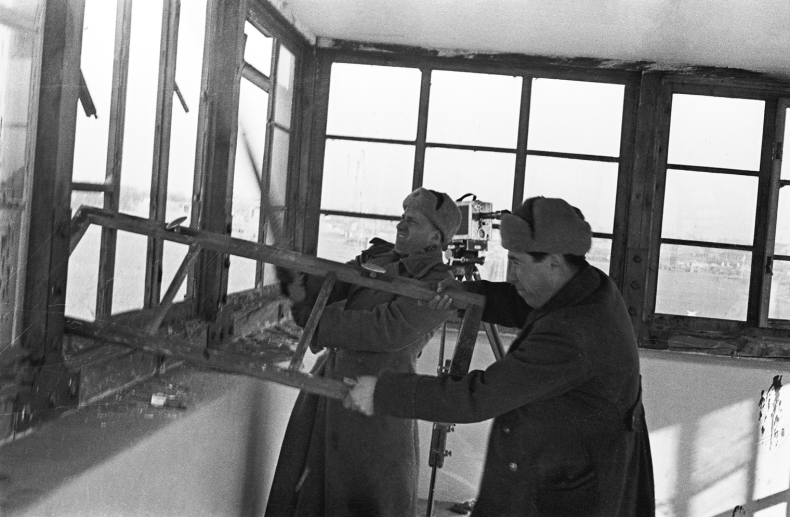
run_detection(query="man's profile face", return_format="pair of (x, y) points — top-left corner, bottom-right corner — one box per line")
(506, 251), (555, 308)
(394, 209), (441, 255)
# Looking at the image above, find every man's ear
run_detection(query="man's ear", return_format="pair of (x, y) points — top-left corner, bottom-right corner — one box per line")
(431, 229), (443, 246)
(548, 253), (564, 268)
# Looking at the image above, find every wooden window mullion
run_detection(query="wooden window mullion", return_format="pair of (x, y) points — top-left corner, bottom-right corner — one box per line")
(513, 75), (531, 211)
(144, 0), (181, 308)
(412, 68), (431, 190)
(754, 99), (787, 326)
(96, 0), (132, 321)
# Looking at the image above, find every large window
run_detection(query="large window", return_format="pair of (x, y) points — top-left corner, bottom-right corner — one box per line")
(65, 0), (301, 318)
(0, 0), (43, 348)
(228, 18), (298, 293)
(524, 78), (624, 274)
(770, 104), (790, 321)
(67, 0), (208, 319)
(318, 63), (626, 282)
(655, 95), (765, 322)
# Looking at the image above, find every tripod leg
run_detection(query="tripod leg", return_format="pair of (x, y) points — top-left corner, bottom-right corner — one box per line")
(471, 270), (506, 360)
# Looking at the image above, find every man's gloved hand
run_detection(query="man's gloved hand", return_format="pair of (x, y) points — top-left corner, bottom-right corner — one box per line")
(276, 266), (306, 304)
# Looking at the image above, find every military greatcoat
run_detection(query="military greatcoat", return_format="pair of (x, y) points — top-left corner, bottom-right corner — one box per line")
(265, 239), (454, 517)
(375, 264), (656, 517)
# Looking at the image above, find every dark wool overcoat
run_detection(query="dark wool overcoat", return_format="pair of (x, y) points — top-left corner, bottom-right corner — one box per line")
(375, 264), (656, 517)
(265, 239), (454, 517)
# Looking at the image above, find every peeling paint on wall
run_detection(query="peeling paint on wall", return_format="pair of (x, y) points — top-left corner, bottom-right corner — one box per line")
(758, 375), (784, 451)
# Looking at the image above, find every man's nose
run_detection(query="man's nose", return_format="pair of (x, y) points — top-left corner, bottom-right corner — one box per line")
(396, 220), (407, 230)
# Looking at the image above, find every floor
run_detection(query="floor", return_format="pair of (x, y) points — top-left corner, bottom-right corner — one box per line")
(417, 498), (475, 517)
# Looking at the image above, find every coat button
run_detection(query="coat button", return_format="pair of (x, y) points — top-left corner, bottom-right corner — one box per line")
(502, 426), (511, 434)
(508, 462), (518, 472)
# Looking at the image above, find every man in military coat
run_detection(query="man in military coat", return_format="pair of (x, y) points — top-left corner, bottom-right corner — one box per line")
(265, 188), (461, 517)
(345, 196), (656, 517)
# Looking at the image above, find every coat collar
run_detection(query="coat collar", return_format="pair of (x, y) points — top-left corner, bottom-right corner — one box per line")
(525, 263), (600, 326)
(396, 246), (450, 279)
(364, 239), (449, 280)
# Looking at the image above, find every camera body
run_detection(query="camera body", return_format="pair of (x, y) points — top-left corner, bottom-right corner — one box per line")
(447, 199), (495, 267)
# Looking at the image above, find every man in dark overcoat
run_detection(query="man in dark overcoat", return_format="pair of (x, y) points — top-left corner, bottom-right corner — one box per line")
(345, 196), (656, 517)
(265, 188), (462, 517)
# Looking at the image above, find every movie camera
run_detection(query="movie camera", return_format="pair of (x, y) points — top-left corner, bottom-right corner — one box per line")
(446, 194), (505, 276)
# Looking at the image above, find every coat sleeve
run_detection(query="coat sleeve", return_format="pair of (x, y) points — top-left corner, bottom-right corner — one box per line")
(289, 266), (354, 328)
(313, 272), (455, 353)
(374, 315), (593, 423)
(465, 280), (532, 329)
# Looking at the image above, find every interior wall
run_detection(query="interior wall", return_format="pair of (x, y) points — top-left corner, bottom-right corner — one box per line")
(2, 345), (789, 517)
(412, 337), (790, 517)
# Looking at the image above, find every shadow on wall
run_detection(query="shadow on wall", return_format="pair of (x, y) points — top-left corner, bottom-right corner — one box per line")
(641, 350), (790, 517)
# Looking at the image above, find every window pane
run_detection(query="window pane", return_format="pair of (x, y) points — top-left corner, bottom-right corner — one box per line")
(161, 241), (189, 303)
(656, 244), (751, 320)
(243, 21), (272, 76)
(227, 257), (257, 294)
(317, 214), (398, 262)
(769, 259), (790, 320)
(112, 231), (148, 314)
(67, 190), (104, 318)
(523, 156), (618, 234)
(321, 140), (415, 216)
(71, 191), (104, 216)
(527, 79), (624, 157)
(474, 230), (506, 282)
(119, 0), (164, 217)
(269, 127), (289, 206)
(427, 71), (522, 149)
(233, 77), (268, 241)
(662, 170), (757, 245)
(274, 45), (294, 129)
(65, 225), (100, 319)
(783, 107), (790, 181)
(166, 0), (207, 224)
(423, 148), (515, 211)
(668, 94), (764, 171)
(326, 63), (421, 140)
(262, 209), (285, 286)
(72, 0), (116, 183)
(589, 237), (612, 274)
(776, 187), (790, 256)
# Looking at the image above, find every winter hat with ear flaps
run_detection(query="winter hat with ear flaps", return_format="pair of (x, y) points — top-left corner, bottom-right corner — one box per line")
(500, 196), (592, 255)
(402, 188), (462, 245)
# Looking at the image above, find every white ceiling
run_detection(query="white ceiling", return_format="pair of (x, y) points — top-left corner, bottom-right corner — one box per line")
(281, 0), (790, 75)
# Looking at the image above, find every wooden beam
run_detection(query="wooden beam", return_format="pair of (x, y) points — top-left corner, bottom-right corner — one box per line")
(301, 51), (332, 256)
(19, 0), (85, 431)
(64, 317), (348, 400)
(97, 0), (133, 322)
(610, 82), (639, 288)
(74, 207), (486, 310)
(512, 75), (531, 211)
(145, 0), (181, 308)
(288, 273), (335, 371)
(193, 0), (246, 342)
(412, 68), (431, 190)
(618, 72), (671, 342)
(754, 99), (787, 326)
(241, 62), (271, 92)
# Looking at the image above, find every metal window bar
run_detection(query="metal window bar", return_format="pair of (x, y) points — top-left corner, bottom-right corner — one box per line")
(67, 206), (487, 400)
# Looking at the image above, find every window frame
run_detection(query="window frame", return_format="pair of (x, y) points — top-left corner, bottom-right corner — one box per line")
(308, 47), (790, 357)
(643, 79), (790, 351)
(313, 51), (637, 286)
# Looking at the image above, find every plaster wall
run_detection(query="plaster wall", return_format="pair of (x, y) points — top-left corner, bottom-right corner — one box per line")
(2, 346), (790, 517)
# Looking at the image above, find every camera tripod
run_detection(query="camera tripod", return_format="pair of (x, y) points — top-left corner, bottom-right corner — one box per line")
(425, 254), (506, 517)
